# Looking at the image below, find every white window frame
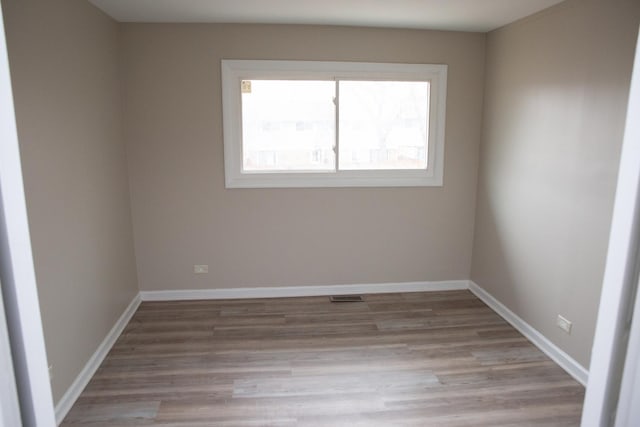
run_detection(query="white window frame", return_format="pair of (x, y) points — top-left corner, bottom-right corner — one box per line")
(221, 59), (447, 188)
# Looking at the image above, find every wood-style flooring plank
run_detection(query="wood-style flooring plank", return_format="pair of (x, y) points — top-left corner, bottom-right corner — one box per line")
(61, 290), (584, 426)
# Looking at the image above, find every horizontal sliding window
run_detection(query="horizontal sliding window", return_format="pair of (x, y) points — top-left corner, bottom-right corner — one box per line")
(221, 60), (447, 188)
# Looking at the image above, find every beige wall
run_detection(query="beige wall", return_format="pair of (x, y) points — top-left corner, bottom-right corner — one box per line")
(471, 0), (640, 368)
(121, 24), (486, 291)
(2, 0), (139, 403)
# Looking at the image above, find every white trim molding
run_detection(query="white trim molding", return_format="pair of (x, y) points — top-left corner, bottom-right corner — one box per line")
(140, 280), (468, 301)
(468, 280), (588, 386)
(582, 27), (640, 427)
(54, 294), (141, 425)
(221, 59), (447, 188)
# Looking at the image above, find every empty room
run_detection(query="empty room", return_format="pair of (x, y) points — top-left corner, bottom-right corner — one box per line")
(1, 0), (640, 426)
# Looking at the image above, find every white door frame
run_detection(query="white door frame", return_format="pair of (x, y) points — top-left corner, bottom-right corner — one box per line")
(0, 279), (21, 427)
(581, 26), (640, 427)
(0, 1), (56, 425)
(614, 272), (640, 426)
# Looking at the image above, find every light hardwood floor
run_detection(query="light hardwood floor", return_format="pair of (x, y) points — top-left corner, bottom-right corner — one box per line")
(61, 290), (584, 426)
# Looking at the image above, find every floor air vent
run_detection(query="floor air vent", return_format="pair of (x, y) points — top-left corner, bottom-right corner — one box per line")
(329, 295), (364, 303)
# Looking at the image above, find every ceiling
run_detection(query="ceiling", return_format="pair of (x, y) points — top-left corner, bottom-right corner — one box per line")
(88, 0), (565, 32)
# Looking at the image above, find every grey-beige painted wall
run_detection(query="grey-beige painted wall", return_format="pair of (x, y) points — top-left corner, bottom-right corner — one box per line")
(1, 0), (139, 402)
(471, 0), (640, 368)
(121, 25), (486, 291)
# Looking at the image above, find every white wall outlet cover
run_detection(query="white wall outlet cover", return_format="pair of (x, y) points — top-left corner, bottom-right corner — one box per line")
(194, 265), (209, 274)
(194, 265), (208, 273)
(193, 265), (209, 274)
(557, 315), (573, 334)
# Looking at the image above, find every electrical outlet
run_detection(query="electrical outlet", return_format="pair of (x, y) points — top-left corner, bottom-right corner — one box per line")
(194, 265), (208, 274)
(557, 315), (572, 334)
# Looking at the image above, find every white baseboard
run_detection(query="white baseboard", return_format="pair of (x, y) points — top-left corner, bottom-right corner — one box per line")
(140, 280), (469, 301)
(468, 280), (589, 386)
(54, 294), (141, 425)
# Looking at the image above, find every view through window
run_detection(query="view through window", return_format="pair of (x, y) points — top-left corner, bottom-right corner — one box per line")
(241, 80), (430, 172)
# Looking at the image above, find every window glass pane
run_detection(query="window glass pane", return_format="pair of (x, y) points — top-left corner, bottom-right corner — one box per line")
(241, 80), (336, 172)
(338, 81), (430, 170)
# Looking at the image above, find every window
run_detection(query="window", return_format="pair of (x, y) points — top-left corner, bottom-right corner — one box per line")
(221, 60), (447, 188)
